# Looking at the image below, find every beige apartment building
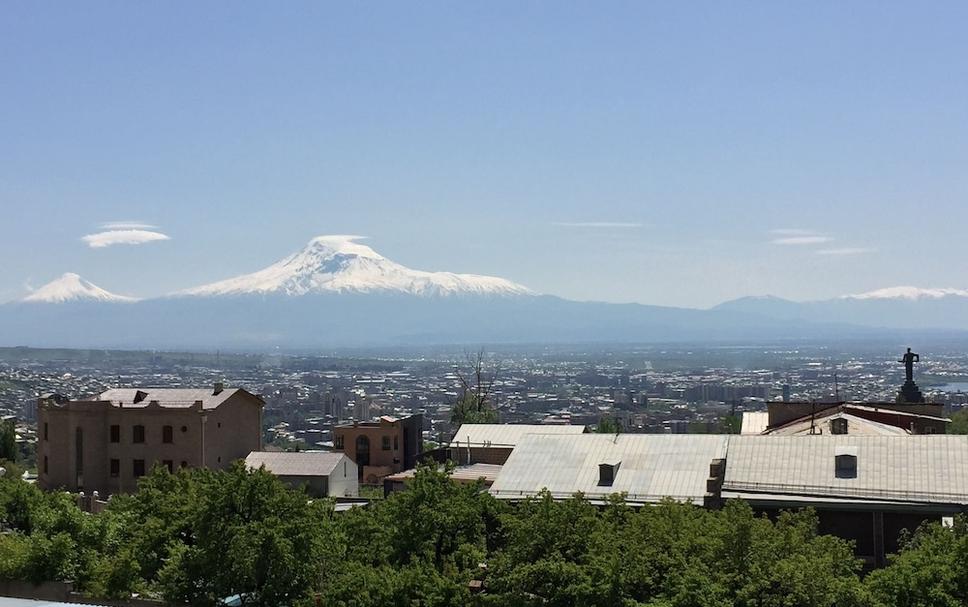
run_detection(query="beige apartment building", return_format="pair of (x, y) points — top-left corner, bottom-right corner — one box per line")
(37, 384), (263, 495)
(333, 415), (422, 484)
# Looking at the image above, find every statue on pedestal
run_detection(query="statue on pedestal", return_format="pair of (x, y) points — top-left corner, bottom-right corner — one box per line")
(897, 347), (925, 404)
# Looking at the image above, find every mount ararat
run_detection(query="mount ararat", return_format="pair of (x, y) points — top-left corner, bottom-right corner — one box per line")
(2, 236), (966, 349)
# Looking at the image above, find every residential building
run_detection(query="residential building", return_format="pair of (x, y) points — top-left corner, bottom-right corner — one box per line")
(244, 451), (358, 497)
(37, 385), (263, 495)
(333, 414), (422, 483)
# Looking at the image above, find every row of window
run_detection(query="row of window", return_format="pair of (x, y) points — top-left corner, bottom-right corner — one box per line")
(42, 422), (191, 444)
(111, 458), (187, 478)
(333, 434), (399, 451)
(40, 456), (188, 478)
(111, 424), (186, 444)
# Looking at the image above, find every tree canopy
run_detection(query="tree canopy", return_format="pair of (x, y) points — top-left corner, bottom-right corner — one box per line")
(0, 461), (965, 606)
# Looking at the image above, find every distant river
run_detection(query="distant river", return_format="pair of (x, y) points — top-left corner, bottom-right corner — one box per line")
(938, 382), (968, 392)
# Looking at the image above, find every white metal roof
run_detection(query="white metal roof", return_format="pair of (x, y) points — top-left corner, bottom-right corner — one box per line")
(766, 412), (911, 436)
(740, 411), (769, 435)
(723, 435), (968, 505)
(449, 423), (586, 448)
(244, 451), (348, 476)
(489, 433), (727, 504)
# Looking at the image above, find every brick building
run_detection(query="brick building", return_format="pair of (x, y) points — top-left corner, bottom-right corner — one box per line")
(37, 384), (263, 495)
(333, 415), (422, 483)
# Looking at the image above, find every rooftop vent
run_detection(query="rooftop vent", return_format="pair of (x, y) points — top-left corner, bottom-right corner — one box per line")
(835, 446), (857, 479)
(598, 459), (621, 486)
(830, 418), (848, 435)
(213, 382), (224, 395)
(133, 390), (148, 404)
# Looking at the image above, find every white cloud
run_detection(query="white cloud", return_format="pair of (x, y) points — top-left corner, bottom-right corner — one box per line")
(82, 229), (171, 248)
(771, 235), (833, 245)
(770, 228), (817, 236)
(817, 247), (875, 256)
(553, 222), (643, 228)
(99, 221), (157, 230)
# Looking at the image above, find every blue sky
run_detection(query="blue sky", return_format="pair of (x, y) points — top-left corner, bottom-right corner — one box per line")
(2, 2), (966, 308)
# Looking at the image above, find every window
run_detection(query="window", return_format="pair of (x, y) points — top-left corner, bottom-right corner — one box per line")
(44, 422), (48, 441)
(110, 425), (120, 443)
(180, 461), (188, 468)
(133, 459), (145, 477)
(43, 456), (48, 474)
(162, 460), (173, 473)
(394, 435), (399, 450)
(133, 425), (145, 444)
(110, 459), (120, 477)
(181, 425), (188, 433)
(334, 435), (344, 449)
(835, 454), (857, 478)
(382, 436), (391, 451)
(162, 425), (173, 444)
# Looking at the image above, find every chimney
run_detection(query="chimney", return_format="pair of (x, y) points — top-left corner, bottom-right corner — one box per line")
(213, 382), (224, 395)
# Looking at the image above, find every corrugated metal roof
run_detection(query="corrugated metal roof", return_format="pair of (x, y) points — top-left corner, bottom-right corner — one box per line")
(741, 411), (769, 435)
(245, 451), (347, 476)
(386, 463), (503, 484)
(723, 435), (968, 505)
(489, 434), (727, 504)
(449, 423), (586, 448)
(767, 412), (911, 436)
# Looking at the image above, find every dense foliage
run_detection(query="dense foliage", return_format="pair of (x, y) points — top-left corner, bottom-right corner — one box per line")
(0, 462), (964, 606)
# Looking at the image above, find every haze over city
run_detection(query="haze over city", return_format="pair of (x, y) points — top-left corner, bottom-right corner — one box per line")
(3, 3), (968, 308)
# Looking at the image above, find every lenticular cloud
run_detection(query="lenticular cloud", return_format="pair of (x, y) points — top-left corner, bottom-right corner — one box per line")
(82, 229), (171, 248)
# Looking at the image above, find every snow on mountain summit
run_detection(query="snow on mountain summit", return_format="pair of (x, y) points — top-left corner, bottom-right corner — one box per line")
(842, 286), (968, 301)
(23, 273), (138, 303)
(179, 235), (535, 297)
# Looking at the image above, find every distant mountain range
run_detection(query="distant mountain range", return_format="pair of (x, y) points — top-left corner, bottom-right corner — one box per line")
(2, 236), (967, 349)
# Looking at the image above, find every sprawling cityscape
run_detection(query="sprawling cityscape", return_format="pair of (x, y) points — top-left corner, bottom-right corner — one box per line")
(5, 341), (968, 463)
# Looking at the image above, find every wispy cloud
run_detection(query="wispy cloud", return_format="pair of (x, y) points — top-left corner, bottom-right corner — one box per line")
(772, 235), (833, 245)
(99, 221), (157, 230)
(82, 229), (171, 248)
(769, 229), (832, 246)
(553, 222), (643, 228)
(770, 228), (817, 237)
(816, 247), (875, 256)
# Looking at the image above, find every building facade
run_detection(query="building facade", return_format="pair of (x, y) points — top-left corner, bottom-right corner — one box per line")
(333, 414), (422, 483)
(37, 385), (263, 495)
(244, 451), (358, 497)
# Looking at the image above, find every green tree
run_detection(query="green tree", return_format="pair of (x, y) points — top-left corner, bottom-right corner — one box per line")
(949, 408), (968, 434)
(865, 515), (967, 607)
(450, 349), (500, 425)
(0, 419), (17, 462)
(156, 462), (338, 607)
(595, 415), (622, 434)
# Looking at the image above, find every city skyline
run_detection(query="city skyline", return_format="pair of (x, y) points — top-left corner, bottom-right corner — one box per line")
(3, 3), (968, 307)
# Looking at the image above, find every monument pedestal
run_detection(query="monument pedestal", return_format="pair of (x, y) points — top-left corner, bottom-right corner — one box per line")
(897, 380), (924, 404)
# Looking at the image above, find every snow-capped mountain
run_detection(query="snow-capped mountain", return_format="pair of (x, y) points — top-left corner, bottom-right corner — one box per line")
(842, 286), (968, 301)
(178, 235), (534, 298)
(715, 285), (968, 331)
(22, 273), (137, 303)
